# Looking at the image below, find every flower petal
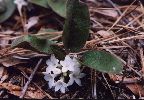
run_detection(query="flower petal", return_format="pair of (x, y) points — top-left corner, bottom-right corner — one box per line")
(68, 65), (75, 72)
(67, 78), (74, 86)
(44, 74), (52, 81)
(65, 55), (72, 61)
(62, 82), (68, 87)
(44, 75), (49, 81)
(46, 66), (53, 73)
(67, 74), (74, 86)
(62, 66), (68, 73)
(55, 83), (61, 92)
(48, 79), (55, 89)
(53, 68), (61, 74)
(46, 60), (53, 66)
(60, 86), (66, 93)
(46, 55), (59, 67)
(75, 78), (82, 86)
(73, 67), (80, 73)
(43, 73), (56, 81)
(51, 54), (59, 65)
(79, 73), (86, 78)
(60, 61), (66, 67)
(42, 72), (47, 75)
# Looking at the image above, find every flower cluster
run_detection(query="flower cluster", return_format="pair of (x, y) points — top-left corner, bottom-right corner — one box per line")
(43, 54), (85, 93)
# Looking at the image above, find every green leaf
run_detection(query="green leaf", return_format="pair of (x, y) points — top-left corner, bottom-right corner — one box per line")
(62, 0), (90, 52)
(0, 2), (6, 13)
(11, 35), (66, 59)
(11, 35), (55, 54)
(29, 0), (48, 8)
(47, 0), (67, 18)
(29, 0), (67, 18)
(0, 0), (15, 23)
(82, 51), (123, 74)
(51, 45), (66, 60)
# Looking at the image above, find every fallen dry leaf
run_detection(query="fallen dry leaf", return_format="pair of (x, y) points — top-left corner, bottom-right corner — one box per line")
(0, 67), (4, 79)
(138, 32), (144, 35)
(0, 39), (9, 48)
(0, 75), (8, 83)
(0, 66), (8, 83)
(94, 9), (118, 18)
(0, 83), (45, 99)
(109, 74), (144, 96)
(0, 56), (26, 67)
(0, 83), (21, 91)
(126, 84), (144, 96)
(97, 30), (113, 38)
(26, 89), (45, 99)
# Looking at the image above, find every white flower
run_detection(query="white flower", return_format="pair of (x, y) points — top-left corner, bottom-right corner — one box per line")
(60, 55), (81, 73)
(46, 66), (61, 75)
(54, 78), (68, 93)
(43, 72), (56, 89)
(43, 54), (86, 93)
(14, 0), (28, 16)
(72, 57), (81, 67)
(67, 71), (85, 86)
(45, 55), (61, 74)
(46, 54), (59, 67)
(24, 16), (39, 30)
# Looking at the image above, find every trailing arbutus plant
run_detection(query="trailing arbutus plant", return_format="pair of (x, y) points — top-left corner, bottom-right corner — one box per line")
(11, 0), (123, 93)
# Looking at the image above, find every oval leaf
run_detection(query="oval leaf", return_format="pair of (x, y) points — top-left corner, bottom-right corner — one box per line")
(62, 0), (90, 52)
(0, 0), (15, 23)
(29, 0), (48, 8)
(47, 0), (67, 18)
(11, 35), (55, 54)
(0, 2), (6, 13)
(82, 51), (123, 74)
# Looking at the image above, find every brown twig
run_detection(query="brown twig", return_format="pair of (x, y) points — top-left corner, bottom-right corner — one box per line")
(21, 71), (54, 99)
(92, 70), (97, 99)
(140, 48), (144, 74)
(19, 59), (43, 98)
(101, 35), (144, 44)
(102, 73), (115, 98)
(60, 94), (69, 99)
(107, 0), (136, 31)
(71, 91), (79, 99)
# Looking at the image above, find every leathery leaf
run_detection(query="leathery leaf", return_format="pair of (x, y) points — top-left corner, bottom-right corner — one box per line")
(82, 51), (123, 74)
(62, 0), (90, 52)
(11, 35), (55, 54)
